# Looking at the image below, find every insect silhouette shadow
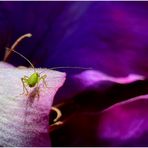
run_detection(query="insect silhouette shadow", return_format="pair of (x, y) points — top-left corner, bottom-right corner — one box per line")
(26, 86), (40, 107)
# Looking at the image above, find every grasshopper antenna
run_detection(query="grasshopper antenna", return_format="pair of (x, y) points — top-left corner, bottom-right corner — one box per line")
(10, 49), (36, 72)
(49, 66), (92, 70)
(39, 66), (92, 75)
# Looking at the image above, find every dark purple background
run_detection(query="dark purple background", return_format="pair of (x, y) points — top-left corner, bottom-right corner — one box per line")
(1, 1), (148, 146)
(1, 2), (148, 77)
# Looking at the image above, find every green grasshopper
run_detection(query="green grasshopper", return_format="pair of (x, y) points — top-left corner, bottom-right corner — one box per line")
(11, 49), (48, 96)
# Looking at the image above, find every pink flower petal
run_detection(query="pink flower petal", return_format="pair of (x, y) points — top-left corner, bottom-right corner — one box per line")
(0, 62), (66, 146)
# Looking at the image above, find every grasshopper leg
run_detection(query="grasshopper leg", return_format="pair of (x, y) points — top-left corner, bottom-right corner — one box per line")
(36, 86), (40, 100)
(21, 76), (29, 96)
(39, 74), (48, 88)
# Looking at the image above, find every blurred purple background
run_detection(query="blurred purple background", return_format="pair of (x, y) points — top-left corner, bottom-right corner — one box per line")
(1, 1), (148, 76)
(1, 1), (148, 146)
